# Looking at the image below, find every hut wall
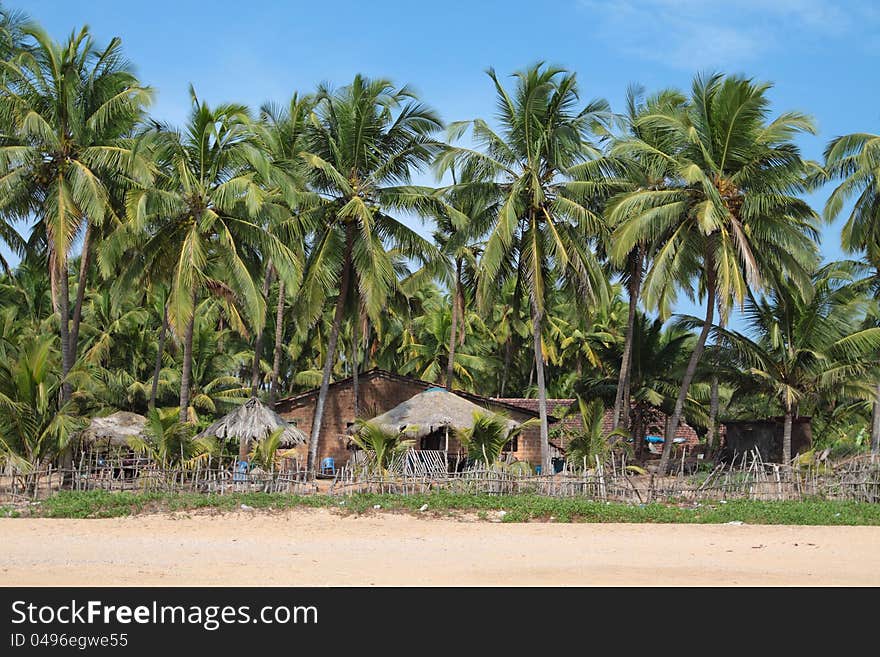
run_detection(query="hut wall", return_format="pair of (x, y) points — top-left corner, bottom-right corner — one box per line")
(721, 417), (812, 463)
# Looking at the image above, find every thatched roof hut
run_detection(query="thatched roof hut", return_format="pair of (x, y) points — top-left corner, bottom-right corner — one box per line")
(197, 397), (307, 448)
(79, 411), (148, 447)
(360, 387), (520, 439)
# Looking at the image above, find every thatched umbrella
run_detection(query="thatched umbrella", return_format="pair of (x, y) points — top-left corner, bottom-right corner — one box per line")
(79, 411), (148, 449)
(197, 397), (307, 460)
(359, 387), (520, 450)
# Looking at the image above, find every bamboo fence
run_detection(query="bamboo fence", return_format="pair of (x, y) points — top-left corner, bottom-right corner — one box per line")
(0, 449), (316, 503)
(328, 449), (880, 502)
(2, 449), (879, 505)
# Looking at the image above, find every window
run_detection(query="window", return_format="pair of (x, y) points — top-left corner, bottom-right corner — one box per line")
(420, 433), (443, 450)
(503, 437), (518, 453)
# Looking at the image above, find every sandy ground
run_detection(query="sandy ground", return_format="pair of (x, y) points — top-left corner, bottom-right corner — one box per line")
(2, 508), (879, 586)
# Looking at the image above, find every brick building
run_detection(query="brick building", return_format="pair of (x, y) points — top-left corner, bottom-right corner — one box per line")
(274, 369), (547, 468)
(492, 398), (703, 453)
(275, 369), (710, 470)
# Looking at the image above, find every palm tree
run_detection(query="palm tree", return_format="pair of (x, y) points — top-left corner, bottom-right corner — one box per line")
(544, 289), (622, 394)
(438, 63), (612, 472)
(255, 93), (314, 404)
(77, 286), (149, 369)
(709, 262), (880, 464)
(248, 427), (284, 471)
(0, 4), (31, 75)
(398, 286), (491, 391)
(102, 89), (299, 421)
(575, 312), (708, 460)
(66, 282), (154, 413)
(433, 168), (496, 390)
(0, 25), (152, 402)
(604, 86), (688, 429)
(0, 334), (83, 493)
(557, 398), (629, 471)
(457, 410), (530, 468)
(147, 285), (170, 409)
(177, 302), (251, 422)
(299, 75), (443, 473)
(129, 407), (215, 467)
(487, 277), (531, 396)
(611, 73), (819, 473)
(0, 257), (52, 331)
(821, 131), (880, 452)
(350, 418), (414, 474)
(443, 248), (476, 391)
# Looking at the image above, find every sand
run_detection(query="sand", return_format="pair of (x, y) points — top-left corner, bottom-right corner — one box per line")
(2, 508), (879, 586)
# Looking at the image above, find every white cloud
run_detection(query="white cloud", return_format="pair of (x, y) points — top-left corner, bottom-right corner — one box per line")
(576, 0), (877, 69)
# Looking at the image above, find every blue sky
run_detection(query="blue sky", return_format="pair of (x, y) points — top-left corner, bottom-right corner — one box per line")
(9, 0), (880, 321)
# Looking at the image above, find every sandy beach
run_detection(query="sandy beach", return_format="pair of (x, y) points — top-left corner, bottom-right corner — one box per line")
(2, 508), (879, 586)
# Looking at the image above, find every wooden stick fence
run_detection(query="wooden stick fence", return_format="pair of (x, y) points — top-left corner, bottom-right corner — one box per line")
(327, 449), (880, 502)
(3, 450), (880, 504)
(0, 452), (317, 502)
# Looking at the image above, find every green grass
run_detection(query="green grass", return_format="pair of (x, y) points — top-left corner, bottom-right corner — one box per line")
(4, 490), (880, 525)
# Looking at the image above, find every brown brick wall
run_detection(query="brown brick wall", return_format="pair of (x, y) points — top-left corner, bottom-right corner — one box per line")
(277, 376), (434, 466)
(514, 425), (543, 467)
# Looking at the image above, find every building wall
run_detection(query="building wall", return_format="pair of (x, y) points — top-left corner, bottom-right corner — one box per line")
(277, 375), (431, 466)
(721, 418), (812, 463)
(508, 424), (542, 466)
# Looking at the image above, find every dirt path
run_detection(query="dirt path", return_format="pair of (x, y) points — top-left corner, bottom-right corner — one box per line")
(2, 509), (879, 586)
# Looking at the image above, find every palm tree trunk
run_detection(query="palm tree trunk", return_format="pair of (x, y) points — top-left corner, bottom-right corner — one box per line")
(58, 257), (72, 404)
(659, 277), (716, 474)
(68, 222), (92, 369)
(250, 266), (274, 396)
(613, 251), (641, 429)
(149, 304), (169, 410)
(530, 292), (550, 474)
(352, 317), (359, 418)
(782, 408), (793, 466)
(0, 251), (12, 279)
(307, 226), (353, 474)
(269, 278), (286, 405)
(632, 407), (644, 462)
(621, 365), (632, 430)
(870, 382), (880, 454)
(446, 260), (461, 390)
(500, 338), (513, 396)
(56, 252), (73, 487)
(178, 294), (197, 423)
(706, 375), (720, 456)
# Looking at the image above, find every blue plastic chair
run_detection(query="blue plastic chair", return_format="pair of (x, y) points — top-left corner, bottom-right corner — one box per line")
(320, 457), (335, 475)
